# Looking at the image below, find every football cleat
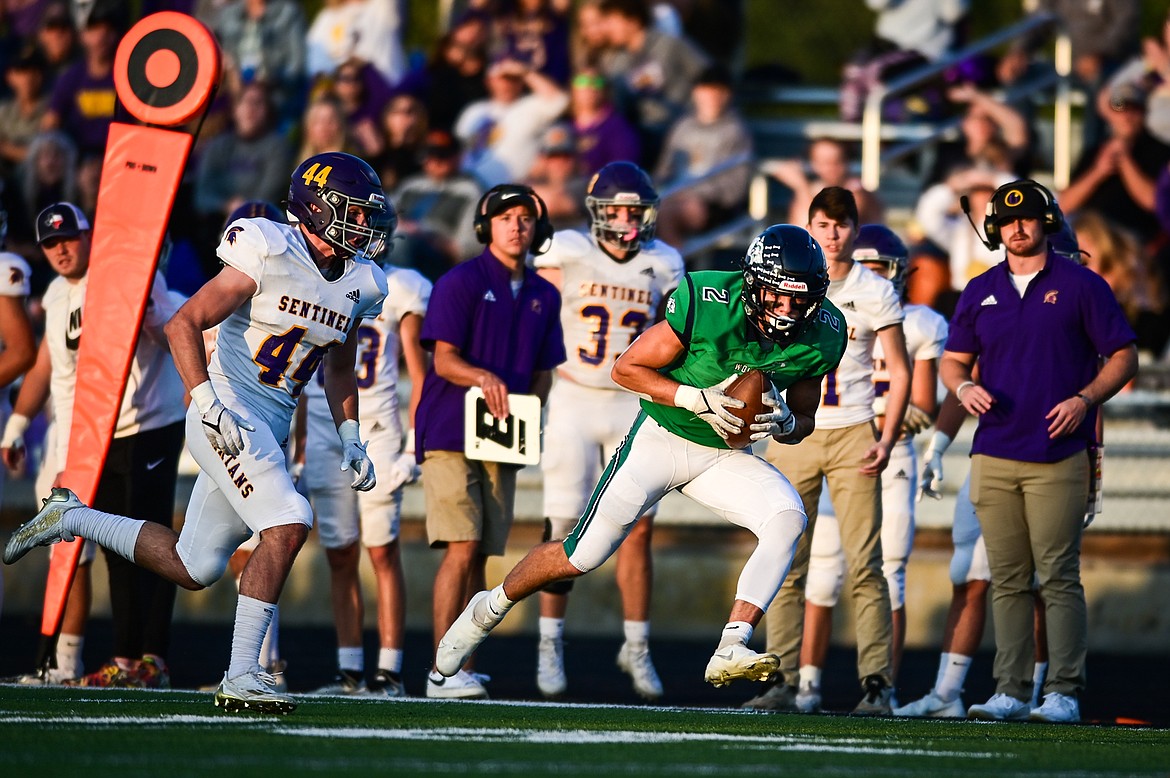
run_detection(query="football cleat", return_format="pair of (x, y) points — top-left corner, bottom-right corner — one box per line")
(435, 591), (501, 677)
(266, 660), (289, 693)
(742, 680), (800, 711)
(136, 656), (171, 689)
(3, 487), (82, 564)
(704, 643), (780, 688)
(310, 668), (366, 695)
(425, 669), (488, 699)
(369, 669), (406, 698)
(72, 661), (145, 688)
(894, 690), (966, 718)
(537, 636), (567, 698)
(616, 641), (663, 701)
(214, 670), (297, 714)
(967, 693), (1031, 721)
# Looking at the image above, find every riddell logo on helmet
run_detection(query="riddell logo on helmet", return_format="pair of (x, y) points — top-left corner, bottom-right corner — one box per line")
(779, 279), (808, 292)
(613, 192), (640, 202)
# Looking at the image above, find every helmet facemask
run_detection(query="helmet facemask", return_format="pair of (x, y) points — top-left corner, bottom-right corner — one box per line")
(586, 194), (658, 253)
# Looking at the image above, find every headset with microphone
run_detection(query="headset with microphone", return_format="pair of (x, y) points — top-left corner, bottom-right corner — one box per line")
(473, 184), (554, 255)
(963, 179), (1063, 250)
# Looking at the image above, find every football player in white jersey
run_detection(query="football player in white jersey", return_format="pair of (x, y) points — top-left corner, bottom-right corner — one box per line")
(299, 259), (431, 698)
(0, 206), (36, 622)
(4, 152), (392, 714)
(531, 161), (684, 700)
(791, 225), (948, 712)
(752, 187), (912, 715)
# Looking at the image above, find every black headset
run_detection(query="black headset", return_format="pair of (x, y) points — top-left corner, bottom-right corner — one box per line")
(982, 179), (1063, 249)
(473, 183), (553, 255)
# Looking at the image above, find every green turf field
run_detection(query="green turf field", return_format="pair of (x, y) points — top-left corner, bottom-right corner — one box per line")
(1, 686), (1168, 777)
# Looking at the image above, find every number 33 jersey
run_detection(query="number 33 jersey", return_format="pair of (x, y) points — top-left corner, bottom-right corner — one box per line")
(534, 229), (684, 389)
(210, 217), (388, 432)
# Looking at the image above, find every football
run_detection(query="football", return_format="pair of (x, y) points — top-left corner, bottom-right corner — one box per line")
(723, 369), (771, 449)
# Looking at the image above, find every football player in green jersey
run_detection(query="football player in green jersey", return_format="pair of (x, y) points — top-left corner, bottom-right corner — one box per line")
(435, 224), (847, 691)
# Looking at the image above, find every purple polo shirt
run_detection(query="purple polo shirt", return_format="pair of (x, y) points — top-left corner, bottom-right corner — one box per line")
(946, 251), (1136, 463)
(415, 248), (566, 458)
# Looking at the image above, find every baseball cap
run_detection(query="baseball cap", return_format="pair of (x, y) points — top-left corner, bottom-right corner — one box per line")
(540, 123), (576, 156)
(36, 202), (90, 243)
(482, 185), (538, 220)
(988, 183), (1051, 225)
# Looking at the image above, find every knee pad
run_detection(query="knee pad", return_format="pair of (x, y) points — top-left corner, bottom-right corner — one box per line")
(883, 561), (907, 610)
(950, 535), (991, 586)
(177, 538), (237, 588)
(805, 552), (843, 607)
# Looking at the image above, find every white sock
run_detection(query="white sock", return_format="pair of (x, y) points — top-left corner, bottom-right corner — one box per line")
(935, 652), (972, 702)
(717, 620), (753, 649)
(259, 609), (280, 668)
(798, 664), (822, 692)
(1031, 661), (1048, 706)
(63, 506), (144, 562)
(228, 595), (276, 679)
(623, 620), (650, 645)
(57, 633), (84, 677)
(539, 617), (565, 641)
(379, 648), (402, 674)
(490, 585), (514, 614)
(338, 646), (363, 673)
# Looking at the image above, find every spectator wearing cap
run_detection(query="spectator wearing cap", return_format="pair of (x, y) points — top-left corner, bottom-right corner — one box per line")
(454, 52), (569, 188)
(40, 5), (123, 159)
(1060, 77), (1170, 252)
(0, 47), (50, 179)
(15, 200), (188, 690)
(941, 179), (1138, 723)
(393, 129), (484, 280)
(653, 64), (752, 248)
(415, 182), (565, 699)
(526, 122), (588, 229)
(569, 67), (641, 172)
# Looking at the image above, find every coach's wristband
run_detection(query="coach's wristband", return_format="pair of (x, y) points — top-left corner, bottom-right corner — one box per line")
(338, 419), (361, 446)
(190, 380), (219, 415)
(1076, 392), (1094, 407)
(1, 412), (30, 448)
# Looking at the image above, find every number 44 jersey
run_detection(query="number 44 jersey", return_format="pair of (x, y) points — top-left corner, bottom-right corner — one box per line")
(211, 216), (388, 433)
(534, 229), (684, 389)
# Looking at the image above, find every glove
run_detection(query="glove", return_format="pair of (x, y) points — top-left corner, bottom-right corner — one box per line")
(338, 419), (376, 491)
(902, 403), (934, 437)
(383, 451), (420, 493)
(750, 384), (796, 441)
(918, 430), (952, 501)
(192, 382), (254, 455)
(1, 412), (29, 474)
(674, 375), (744, 440)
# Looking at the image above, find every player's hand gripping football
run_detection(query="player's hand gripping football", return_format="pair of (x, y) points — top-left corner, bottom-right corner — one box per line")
(674, 375), (745, 440)
(751, 383), (796, 441)
(338, 420), (376, 491)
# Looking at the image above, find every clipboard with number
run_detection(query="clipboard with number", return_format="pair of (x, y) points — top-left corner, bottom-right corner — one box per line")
(464, 387), (542, 466)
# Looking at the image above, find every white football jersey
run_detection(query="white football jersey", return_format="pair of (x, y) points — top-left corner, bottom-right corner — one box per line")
(304, 265), (431, 433)
(0, 251), (31, 412)
(42, 270), (186, 468)
(873, 303), (948, 409)
(534, 229), (684, 389)
(210, 218), (388, 434)
(816, 261), (904, 429)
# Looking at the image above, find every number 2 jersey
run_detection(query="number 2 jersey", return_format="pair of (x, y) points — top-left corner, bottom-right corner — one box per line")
(303, 265), (432, 436)
(533, 229), (685, 389)
(211, 217), (388, 434)
(646, 270), (848, 449)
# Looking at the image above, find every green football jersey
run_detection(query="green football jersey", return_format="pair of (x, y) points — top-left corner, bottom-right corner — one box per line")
(642, 270), (847, 448)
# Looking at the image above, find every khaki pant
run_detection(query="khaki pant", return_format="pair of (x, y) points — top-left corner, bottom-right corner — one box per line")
(971, 452), (1089, 700)
(764, 422), (892, 684)
(421, 451), (518, 556)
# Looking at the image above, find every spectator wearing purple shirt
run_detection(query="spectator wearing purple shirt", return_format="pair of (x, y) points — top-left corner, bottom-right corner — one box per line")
(940, 180), (1137, 725)
(571, 68), (641, 173)
(417, 183), (565, 700)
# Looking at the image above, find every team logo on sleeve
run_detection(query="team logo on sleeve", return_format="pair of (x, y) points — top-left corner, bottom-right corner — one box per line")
(10, 267), (24, 285)
(225, 226), (243, 245)
(666, 296), (676, 314)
